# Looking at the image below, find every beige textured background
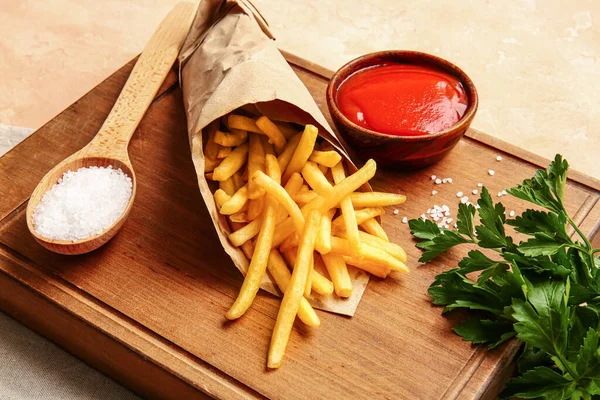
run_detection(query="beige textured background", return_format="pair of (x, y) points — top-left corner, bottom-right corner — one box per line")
(0, 0), (598, 398)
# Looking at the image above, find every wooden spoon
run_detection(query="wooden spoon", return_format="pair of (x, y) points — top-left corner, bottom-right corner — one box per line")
(25, 2), (197, 255)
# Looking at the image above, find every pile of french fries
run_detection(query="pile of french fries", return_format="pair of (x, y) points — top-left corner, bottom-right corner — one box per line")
(204, 108), (408, 368)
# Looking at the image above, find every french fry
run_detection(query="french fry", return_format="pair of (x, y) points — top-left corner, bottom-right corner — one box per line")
(315, 209), (335, 254)
(220, 185), (249, 215)
(282, 125), (319, 183)
(277, 133), (302, 173)
(313, 254), (335, 296)
(229, 218), (261, 247)
(319, 159), (377, 213)
(226, 194), (278, 320)
(268, 209), (320, 368)
(330, 237), (408, 273)
(293, 191), (319, 206)
(241, 240), (255, 259)
(284, 172), (304, 197)
(361, 218), (389, 241)
(205, 156), (221, 173)
(261, 135), (275, 157)
(309, 150), (342, 168)
(274, 121), (299, 139)
(214, 129), (248, 147)
(332, 162), (360, 255)
(272, 218), (295, 248)
(321, 253), (352, 297)
(267, 250), (320, 327)
(265, 154), (281, 183)
(253, 171), (305, 234)
(229, 211), (250, 223)
(282, 249), (334, 296)
(248, 134), (266, 199)
(331, 207), (384, 234)
(219, 176), (237, 196)
(213, 143), (249, 181)
(349, 192), (407, 208)
(214, 189), (231, 208)
(247, 197), (265, 221)
(256, 116), (287, 154)
(355, 230), (407, 263)
(204, 121), (222, 160)
(301, 161), (333, 196)
(205, 172), (214, 180)
(343, 256), (390, 278)
(217, 146), (232, 159)
(228, 114), (263, 134)
(231, 172), (244, 191)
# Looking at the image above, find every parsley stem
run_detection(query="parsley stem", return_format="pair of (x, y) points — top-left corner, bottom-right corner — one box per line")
(567, 215), (596, 268)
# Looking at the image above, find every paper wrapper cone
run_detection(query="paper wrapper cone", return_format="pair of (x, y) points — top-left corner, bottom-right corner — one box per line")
(178, 0), (370, 316)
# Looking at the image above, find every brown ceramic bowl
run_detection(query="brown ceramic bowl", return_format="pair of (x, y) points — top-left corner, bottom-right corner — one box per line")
(326, 51), (478, 169)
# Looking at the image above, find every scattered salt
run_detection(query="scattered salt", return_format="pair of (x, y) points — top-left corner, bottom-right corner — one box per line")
(32, 166), (133, 241)
(431, 190), (438, 195)
(393, 209), (399, 215)
(435, 178), (442, 184)
(447, 178), (453, 183)
(509, 210), (516, 217)
(431, 175), (437, 180)
(496, 155), (503, 161)
(498, 191), (504, 197)
(472, 189), (478, 195)
(477, 183), (483, 187)
(456, 191), (463, 197)
(488, 170), (495, 176)
(461, 196), (469, 204)
(402, 217), (408, 223)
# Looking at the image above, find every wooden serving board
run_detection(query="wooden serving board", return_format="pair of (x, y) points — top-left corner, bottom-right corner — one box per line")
(1, 53), (599, 400)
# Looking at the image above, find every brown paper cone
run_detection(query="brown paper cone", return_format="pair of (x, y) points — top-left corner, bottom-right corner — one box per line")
(178, 0), (370, 316)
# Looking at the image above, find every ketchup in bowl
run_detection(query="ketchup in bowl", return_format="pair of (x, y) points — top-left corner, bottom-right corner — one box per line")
(336, 63), (469, 137)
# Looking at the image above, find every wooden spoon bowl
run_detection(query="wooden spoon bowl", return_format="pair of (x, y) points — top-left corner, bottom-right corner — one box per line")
(25, 2), (196, 255)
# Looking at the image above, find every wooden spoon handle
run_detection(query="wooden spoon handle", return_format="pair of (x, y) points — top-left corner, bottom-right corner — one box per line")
(87, 2), (196, 158)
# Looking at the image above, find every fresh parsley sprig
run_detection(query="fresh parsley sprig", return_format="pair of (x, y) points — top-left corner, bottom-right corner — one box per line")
(409, 155), (600, 399)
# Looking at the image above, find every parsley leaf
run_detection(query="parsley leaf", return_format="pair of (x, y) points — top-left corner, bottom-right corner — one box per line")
(409, 218), (471, 262)
(502, 366), (576, 399)
(456, 202), (477, 239)
(453, 319), (516, 349)
(475, 187), (514, 249)
(518, 232), (567, 257)
(408, 217), (440, 240)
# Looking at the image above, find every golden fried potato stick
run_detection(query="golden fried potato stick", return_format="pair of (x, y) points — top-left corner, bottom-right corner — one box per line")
(229, 218), (261, 247)
(213, 143), (249, 181)
(282, 125), (319, 183)
(226, 158), (282, 320)
(301, 161), (333, 196)
(213, 189), (231, 208)
(256, 116), (287, 154)
(220, 185), (249, 215)
(253, 171), (305, 234)
(293, 191), (319, 206)
(315, 209), (335, 254)
(361, 218), (389, 241)
(231, 172), (244, 192)
(268, 210), (320, 368)
(204, 122), (222, 160)
(349, 192), (406, 208)
(331, 162), (361, 255)
(248, 134), (266, 199)
(282, 249), (334, 296)
(214, 129), (248, 147)
(228, 114), (263, 134)
(267, 250), (320, 327)
(309, 150), (342, 168)
(355, 230), (407, 263)
(274, 121), (299, 139)
(219, 176), (237, 196)
(343, 256), (390, 278)
(229, 211), (250, 223)
(277, 133), (302, 173)
(284, 173), (304, 197)
(217, 146), (232, 159)
(331, 207), (384, 235)
(330, 237), (408, 273)
(205, 156), (221, 173)
(321, 253), (352, 297)
(319, 159), (376, 212)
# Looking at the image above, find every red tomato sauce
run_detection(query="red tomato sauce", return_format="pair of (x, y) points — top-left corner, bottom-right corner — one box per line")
(336, 63), (468, 136)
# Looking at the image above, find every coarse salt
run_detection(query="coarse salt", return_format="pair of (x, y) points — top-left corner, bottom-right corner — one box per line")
(402, 216), (408, 223)
(509, 210), (516, 217)
(447, 178), (453, 183)
(431, 190), (438, 195)
(461, 196), (469, 204)
(477, 183), (483, 187)
(456, 191), (463, 197)
(431, 175), (436, 180)
(435, 178), (442, 184)
(472, 189), (478, 195)
(32, 166), (133, 241)
(488, 170), (495, 176)
(496, 155), (503, 161)
(393, 209), (399, 215)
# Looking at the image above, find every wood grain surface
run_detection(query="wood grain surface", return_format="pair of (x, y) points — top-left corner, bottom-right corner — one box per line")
(0, 55), (598, 400)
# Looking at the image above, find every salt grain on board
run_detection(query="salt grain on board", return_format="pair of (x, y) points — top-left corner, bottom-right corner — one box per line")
(32, 166), (133, 241)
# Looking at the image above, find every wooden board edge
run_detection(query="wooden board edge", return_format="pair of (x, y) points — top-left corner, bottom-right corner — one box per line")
(279, 50), (600, 192)
(0, 244), (263, 400)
